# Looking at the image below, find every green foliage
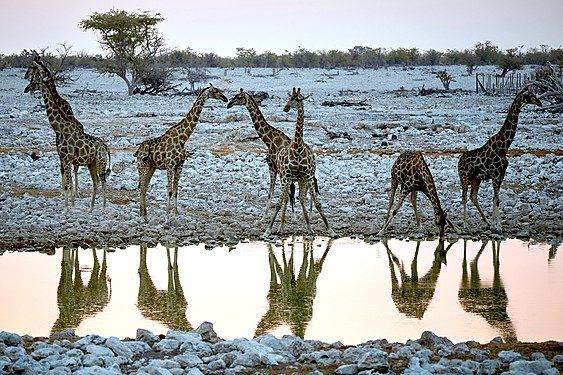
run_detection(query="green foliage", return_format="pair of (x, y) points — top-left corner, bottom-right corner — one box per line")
(497, 47), (524, 77)
(3, 41), (563, 72)
(474, 41), (500, 65)
(459, 49), (480, 75)
(79, 9), (166, 95)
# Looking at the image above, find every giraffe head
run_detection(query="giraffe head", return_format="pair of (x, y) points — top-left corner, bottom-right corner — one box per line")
(283, 87), (308, 112)
(520, 86), (542, 107)
(23, 61), (43, 94)
(226, 88), (250, 109)
(435, 210), (458, 239)
(200, 83), (228, 103)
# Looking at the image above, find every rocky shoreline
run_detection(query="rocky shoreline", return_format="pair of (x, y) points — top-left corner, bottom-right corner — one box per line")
(1, 322), (562, 374)
(1, 67), (562, 251)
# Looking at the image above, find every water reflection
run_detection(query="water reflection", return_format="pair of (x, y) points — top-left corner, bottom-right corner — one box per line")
(384, 240), (453, 319)
(549, 239), (559, 262)
(256, 239), (332, 338)
(51, 247), (111, 336)
(458, 240), (517, 342)
(0, 238), (561, 343)
(138, 244), (191, 331)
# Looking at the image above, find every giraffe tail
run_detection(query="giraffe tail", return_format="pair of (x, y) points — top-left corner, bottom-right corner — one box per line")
(313, 176), (320, 195)
(102, 147), (112, 180)
(289, 183), (296, 212)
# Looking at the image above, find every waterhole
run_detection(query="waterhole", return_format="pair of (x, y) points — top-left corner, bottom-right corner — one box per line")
(0, 237), (561, 345)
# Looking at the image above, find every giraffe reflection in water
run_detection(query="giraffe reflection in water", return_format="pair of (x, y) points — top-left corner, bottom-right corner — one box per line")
(51, 247), (111, 336)
(384, 240), (453, 319)
(138, 244), (191, 331)
(458, 240), (517, 342)
(255, 239), (332, 338)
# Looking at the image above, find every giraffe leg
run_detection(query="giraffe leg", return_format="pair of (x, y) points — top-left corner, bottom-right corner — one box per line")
(378, 180), (398, 235)
(59, 160), (66, 199)
(138, 165), (155, 222)
(469, 179), (491, 229)
(61, 163), (71, 213)
(461, 181), (469, 229)
(166, 168), (174, 219)
(309, 178), (336, 237)
(98, 166), (107, 210)
(173, 165), (183, 216)
(410, 191), (420, 230)
(492, 180), (503, 233)
(87, 164), (99, 212)
(73, 164), (79, 199)
(264, 182), (291, 237)
(69, 167), (76, 207)
(298, 180), (313, 235)
(262, 168), (276, 221)
(278, 193), (290, 234)
(378, 188), (408, 236)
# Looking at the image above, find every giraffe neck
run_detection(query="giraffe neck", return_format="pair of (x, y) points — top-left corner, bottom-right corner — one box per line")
(245, 94), (276, 143)
(494, 93), (524, 151)
(290, 101), (305, 149)
(38, 65), (76, 123)
(177, 91), (207, 144)
(428, 190), (444, 219)
(37, 78), (64, 133)
(423, 169), (444, 219)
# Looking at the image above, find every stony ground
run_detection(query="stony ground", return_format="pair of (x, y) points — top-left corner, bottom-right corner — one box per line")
(1, 323), (562, 374)
(0, 66), (562, 374)
(0, 66), (561, 252)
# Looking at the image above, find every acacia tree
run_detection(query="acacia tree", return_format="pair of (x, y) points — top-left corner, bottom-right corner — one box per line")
(497, 46), (524, 77)
(80, 9), (166, 95)
(459, 49), (480, 75)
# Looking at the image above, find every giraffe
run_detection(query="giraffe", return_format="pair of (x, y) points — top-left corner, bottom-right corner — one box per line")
(458, 86), (542, 232)
(384, 239), (453, 319)
(255, 239), (332, 338)
(378, 151), (456, 238)
(135, 84), (228, 221)
(24, 58), (82, 197)
(25, 61), (111, 212)
(51, 246), (110, 336)
(227, 88), (294, 219)
(458, 240), (517, 342)
(138, 244), (191, 331)
(264, 87), (335, 237)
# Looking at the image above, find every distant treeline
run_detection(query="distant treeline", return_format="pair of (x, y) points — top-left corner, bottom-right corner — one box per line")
(1, 42), (562, 70)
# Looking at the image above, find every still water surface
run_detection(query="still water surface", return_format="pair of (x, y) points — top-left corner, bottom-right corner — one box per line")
(0, 238), (561, 345)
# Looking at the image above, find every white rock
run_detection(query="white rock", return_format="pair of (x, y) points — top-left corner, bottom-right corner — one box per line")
(174, 353), (203, 368)
(105, 337), (134, 358)
(155, 339), (180, 352)
(85, 344), (115, 357)
(335, 363), (358, 374)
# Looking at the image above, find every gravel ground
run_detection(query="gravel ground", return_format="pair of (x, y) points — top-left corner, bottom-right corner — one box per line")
(0, 66), (561, 251)
(1, 323), (562, 374)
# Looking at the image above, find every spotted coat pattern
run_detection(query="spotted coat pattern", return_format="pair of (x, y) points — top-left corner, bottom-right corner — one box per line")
(25, 61), (83, 196)
(227, 89), (291, 217)
(135, 85), (228, 220)
(457, 87), (542, 231)
(378, 151), (453, 238)
(264, 88), (335, 237)
(26, 61), (110, 212)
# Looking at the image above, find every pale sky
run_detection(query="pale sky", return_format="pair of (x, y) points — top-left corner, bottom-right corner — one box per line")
(0, 0), (561, 57)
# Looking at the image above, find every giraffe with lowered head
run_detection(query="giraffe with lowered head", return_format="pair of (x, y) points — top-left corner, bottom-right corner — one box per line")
(135, 84), (228, 221)
(25, 61), (111, 212)
(264, 87), (335, 237)
(378, 151), (456, 238)
(458, 85), (541, 232)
